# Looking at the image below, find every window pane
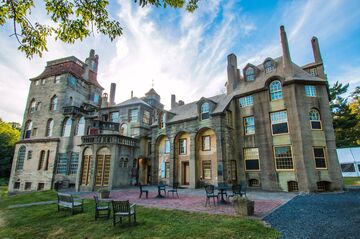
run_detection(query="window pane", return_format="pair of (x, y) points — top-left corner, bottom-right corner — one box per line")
(272, 123), (289, 134)
(179, 139), (187, 154)
(245, 160), (260, 170)
(202, 161), (211, 179)
(70, 153), (79, 174)
(143, 110), (151, 124)
(305, 85), (317, 97)
(270, 81), (283, 100)
(239, 95), (253, 107)
(57, 154), (68, 174)
(274, 146), (293, 170)
(244, 116), (255, 135)
(244, 148), (260, 171)
(341, 163), (355, 172)
(16, 146), (26, 170)
(164, 140), (170, 154)
(314, 148), (325, 157)
(202, 136), (211, 151)
(129, 109), (138, 122)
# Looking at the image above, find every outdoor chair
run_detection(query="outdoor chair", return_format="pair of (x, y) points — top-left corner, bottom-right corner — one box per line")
(139, 183), (149, 199)
(167, 182), (179, 198)
(205, 185), (218, 206)
(112, 200), (136, 226)
(159, 182), (166, 196)
(94, 196), (111, 220)
(227, 184), (242, 200)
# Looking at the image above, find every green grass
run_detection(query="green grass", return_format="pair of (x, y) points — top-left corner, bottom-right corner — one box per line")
(343, 177), (360, 186)
(0, 191), (280, 239)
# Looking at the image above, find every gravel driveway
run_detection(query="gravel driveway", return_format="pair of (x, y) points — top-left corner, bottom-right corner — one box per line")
(264, 190), (360, 239)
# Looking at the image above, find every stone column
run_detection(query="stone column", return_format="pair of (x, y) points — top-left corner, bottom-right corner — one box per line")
(189, 133), (197, 188)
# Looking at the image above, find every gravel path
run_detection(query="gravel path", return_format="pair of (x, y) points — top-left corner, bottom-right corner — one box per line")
(264, 190), (360, 239)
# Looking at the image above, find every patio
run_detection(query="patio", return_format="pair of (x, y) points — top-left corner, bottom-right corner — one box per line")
(79, 186), (297, 218)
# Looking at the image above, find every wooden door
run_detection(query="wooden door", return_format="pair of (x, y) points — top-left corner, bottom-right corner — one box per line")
(81, 155), (92, 186)
(95, 155), (111, 187)
(183, 162), (190, 185)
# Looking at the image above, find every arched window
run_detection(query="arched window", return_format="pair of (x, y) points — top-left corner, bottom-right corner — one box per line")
(24, 120), (32, 138)
(75, 116), (85, 136)
(38, 150), (46, 170)
(16, 146), (26, 170)
(36, 102), (42, 111)
(309, 109), (322, 129)
(245, 67), (255, 81)
(50, 95), (58, 111)
(264, 60), (274, 73)
(29, 99), (36, 113)
(62, 117), (72, 136)
(201, 102), (210, 120)
(46, 119), (54, 137)
(269, 80), (283, 101)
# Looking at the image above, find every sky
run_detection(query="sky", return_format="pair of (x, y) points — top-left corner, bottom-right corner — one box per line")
(1, 0), (360, 123)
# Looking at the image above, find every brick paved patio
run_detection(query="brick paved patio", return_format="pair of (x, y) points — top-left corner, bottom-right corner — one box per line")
(80, 187), (295, 218)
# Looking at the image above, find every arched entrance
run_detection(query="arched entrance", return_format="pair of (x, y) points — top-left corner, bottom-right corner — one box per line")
(138, 157), (150, 185)
(195, 128), (217, 185)
(95, 147), (111, 187)
(174, 131), (190, 186)
(81, 147), (93, 186)
(155, 135), (170, 184)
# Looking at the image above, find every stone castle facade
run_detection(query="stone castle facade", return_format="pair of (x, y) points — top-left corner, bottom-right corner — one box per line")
(8, 26), (343, 193)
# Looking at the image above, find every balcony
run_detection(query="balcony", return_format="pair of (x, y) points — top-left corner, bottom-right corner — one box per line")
(81, 134), (137, 147)
(63, 106), (83, 115)
(99, 121), (119, 132)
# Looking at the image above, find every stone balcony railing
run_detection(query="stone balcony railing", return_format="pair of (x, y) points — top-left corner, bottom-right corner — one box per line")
(98, 121), (119, 131)
(81, 134), (137, 147)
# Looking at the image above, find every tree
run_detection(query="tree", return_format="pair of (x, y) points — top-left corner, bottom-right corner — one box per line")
(329, 82), (360, 147)
(0, 119), (21, 180)
(0, 0), (200, 58)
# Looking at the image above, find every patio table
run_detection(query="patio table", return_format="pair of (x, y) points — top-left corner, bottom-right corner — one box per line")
(155, 184), (166, 198)
(216, 185), (230, 205)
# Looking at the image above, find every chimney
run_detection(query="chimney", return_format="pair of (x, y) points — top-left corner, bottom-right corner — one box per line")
(101, 93), (108, 108)
(131, 90), (133, 99)
(280, 26), (293, 75)
(178, 100), (185, 106)
(171, 94), (177, 108)
(82, 49), (99, 81)
(311, 37), (323, 63)
(226, 54), (239, 94)
(109, 83), (116, 106)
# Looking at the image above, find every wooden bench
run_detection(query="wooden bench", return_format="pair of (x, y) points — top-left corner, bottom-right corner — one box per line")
(57, 193), (84, 215)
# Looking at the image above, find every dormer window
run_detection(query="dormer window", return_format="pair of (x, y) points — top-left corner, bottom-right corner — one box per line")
(201, 102), (210, 120)
(245, 67), (255, 81)
(264, 60), (274, 73)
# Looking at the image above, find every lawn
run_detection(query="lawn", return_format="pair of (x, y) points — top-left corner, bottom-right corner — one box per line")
(343, 177), (360, 186)
(0, 190), (280, 239)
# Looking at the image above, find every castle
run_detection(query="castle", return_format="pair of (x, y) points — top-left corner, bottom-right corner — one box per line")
(8, 26), (343, 193)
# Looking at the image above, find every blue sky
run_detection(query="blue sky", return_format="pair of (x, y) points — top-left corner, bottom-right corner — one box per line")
(1, 0), (360, 123)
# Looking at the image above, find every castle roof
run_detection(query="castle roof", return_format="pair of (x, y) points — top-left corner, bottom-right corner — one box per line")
(115, 97), (152, 108)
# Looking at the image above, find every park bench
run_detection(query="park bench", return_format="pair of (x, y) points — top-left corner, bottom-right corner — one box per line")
(57, 192), (84, 215)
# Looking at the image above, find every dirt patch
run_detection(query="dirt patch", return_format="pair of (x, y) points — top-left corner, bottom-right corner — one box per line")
(48, 228), (65, 237)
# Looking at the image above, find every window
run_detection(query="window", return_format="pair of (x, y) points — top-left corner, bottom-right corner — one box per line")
(75, 117), (85, 136)
(309, 68), (318, 76)
(25, 182), (32, 190)
(70, 153), (79, 174)
(46, 119), (54, 137)
(38, 150), (45, 170)
(264, 60), (274, 73)
(24, 121), (32, 138)
(110, 112), (119, 123)
(129, 109), (139, 122)
(226, 110), (233, 127)
(36, 102), (42, 111)
(165, 162), (170, 178)
(201, 102), (210, 120)
(245, 67), (255, 81)
(27, 150), (32, 160)
(37, 183), (45, 191)
(244, 148), (260, 171)
(32, 127), (37, 136)
(93, 93), (100, 103)
(288, 181), (299, 192)
(14, 182), (20, 189)
(50, 95), (58, 111)
(274, 146), (293, 170)
(16, 146), (26, 170)
(143, 110), (151, 124)
(54, 75), (61, 84)
(270, 111), (289, 134)
(269, 80), (283, 101)
(239, 95), (253, 107)
(230, 160), (237, 181)
(119, 157), (124, 168)
(244, 116), (255, 135)
(164, 140), (170, 154)
(44, 150), (50, 170)
(29, 99), (36, 113)
(314, 147), (327, 169)
(202, 135), (211, 151)
(202, 161), (212, 179)
(158, 112), (166, 129)
(341, 163), (355, 172)
(68, 75), (77, 87)
(123, 158), (128, 168)
(179, 138), (187, 155)
(35, 80), (39, 86)
(309, 109), (322, 130)
(249, 179), (260, 187)
(305, 85), (317, 97)
(62, 117), (72, 137)
(57, 154), (68, 174)
(41, 78), (46, 85)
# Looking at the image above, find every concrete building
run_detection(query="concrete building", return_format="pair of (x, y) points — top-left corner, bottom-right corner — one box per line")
(8, 26), (343, 193)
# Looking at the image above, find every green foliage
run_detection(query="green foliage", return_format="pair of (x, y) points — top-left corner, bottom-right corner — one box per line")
(0, 191), (279, 238)
(0, 119), (21, 179)
(0, 0), (200, 58)
(329, 82), (360, 147)
(343, 177), (360, 187)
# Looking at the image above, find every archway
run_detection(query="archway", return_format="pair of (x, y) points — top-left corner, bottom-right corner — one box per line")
(81, 147), (93, 186)
(174, 131), (190, 186)
(155, 135), (170, 184)
(95, 147), (111, 187)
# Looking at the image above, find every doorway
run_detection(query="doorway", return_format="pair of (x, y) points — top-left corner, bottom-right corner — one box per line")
(183, 162), (190, 185)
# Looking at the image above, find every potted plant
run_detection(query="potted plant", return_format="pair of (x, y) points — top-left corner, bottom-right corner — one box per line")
(99, 189), (110, 199)
(233, 195), (254, 216)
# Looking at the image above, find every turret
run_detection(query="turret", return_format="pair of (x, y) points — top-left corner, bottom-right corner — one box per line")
(280, 25), (293, 76)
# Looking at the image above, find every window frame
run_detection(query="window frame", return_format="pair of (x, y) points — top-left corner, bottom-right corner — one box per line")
(202, 135), (211, 151)
(179, 138), (187, 155)
(143, 110), (151, 124)
(16, 146), (26, 170)
(244, 148), (260, 171)
(129, 108), (139, 123)
(313, 147), (327, 169)
(38, 150), (46, 170)
(309, 109), (322, 130)
(305, 85), (317, 97)
(270, 111), (289, 135)
(244, 116), (255, 135)
(264, 60), (275, 74)
(164, 140), (170, 154)
(50, 95), (58, 111)
(46, 119), (54, 137)
(200, 102), (210, 120)
(273, 145), (294, 171)
(202, 160), (212, 180)
(269, 80), (283, 101)
(62, 117), (72, 137)
(245, 67), (255, 81)
(239, 95), (254, 108)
